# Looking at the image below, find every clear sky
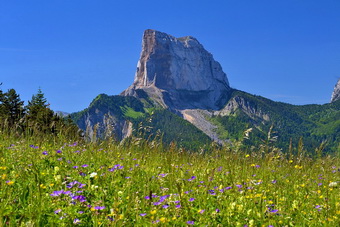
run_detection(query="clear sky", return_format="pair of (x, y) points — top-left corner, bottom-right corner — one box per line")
(1, 0), (340, 113)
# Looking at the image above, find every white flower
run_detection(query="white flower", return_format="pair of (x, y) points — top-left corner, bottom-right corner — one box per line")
(329, 181), (338, 188)
(91, 185), (98, 190)
(90, 172), (97, 178)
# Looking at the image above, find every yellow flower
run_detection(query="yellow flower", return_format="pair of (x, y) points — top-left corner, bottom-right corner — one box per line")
(150, 210), (157, 215)
(245, 154), (250, 158)
(160, 217), (167, 223)
(6, 180), (14, 185)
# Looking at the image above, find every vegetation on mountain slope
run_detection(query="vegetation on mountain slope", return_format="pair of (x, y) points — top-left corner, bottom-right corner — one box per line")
(210, 90), (340, 153)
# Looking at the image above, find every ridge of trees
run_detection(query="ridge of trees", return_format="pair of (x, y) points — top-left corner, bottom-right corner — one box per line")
(0, 84), (80, 139)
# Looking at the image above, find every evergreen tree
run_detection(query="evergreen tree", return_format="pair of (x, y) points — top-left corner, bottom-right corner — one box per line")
(26, 88), (54, 132)
(0, 89), (25, 127)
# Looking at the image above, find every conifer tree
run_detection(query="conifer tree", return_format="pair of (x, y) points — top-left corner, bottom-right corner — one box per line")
(0, 89), (25, 127)
(26, 88), (54, 132)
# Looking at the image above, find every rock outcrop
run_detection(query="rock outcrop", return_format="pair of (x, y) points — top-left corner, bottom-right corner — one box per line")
(331, 79), (340, 103)
(122, 29), (231, 110)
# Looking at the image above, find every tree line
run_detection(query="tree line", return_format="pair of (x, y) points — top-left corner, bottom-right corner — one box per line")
(0, 84), (80, 139)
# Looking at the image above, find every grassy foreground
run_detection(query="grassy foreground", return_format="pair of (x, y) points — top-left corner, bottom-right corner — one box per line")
(0, 135), (339, 226)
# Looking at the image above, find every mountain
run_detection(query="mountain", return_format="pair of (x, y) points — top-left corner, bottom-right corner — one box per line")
(71, 30), (340, 153)
(121, 29), (231, 111)
(331, 79), (340, 103)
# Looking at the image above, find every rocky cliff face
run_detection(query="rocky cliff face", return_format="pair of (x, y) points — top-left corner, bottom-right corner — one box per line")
(331, 79), (340, 103)
(122, 29), (231, 110)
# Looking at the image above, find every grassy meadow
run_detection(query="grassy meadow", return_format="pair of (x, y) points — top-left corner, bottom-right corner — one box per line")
(0, 133), (339, 226)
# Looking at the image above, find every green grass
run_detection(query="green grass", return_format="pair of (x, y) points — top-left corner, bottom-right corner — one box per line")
(0, 134), (340, 226)
(121, 106), (145, 119)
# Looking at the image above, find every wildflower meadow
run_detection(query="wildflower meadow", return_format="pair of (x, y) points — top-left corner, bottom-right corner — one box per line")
(0, 134), (339, 226)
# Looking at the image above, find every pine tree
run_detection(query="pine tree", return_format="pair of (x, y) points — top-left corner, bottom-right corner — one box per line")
(26, 88), (54, 132)
(0, 88), (25, 128)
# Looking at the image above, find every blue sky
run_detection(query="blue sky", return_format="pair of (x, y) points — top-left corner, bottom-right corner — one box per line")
(1, 0), (340, 113)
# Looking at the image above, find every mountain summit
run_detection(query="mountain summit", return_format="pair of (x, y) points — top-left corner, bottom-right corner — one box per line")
(331, 79), (340, 103)
(122, 29), (231, 110)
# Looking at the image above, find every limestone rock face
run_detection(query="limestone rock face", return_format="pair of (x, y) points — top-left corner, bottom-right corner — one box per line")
(122, 29), (231, 110)
(331, 79), (340, 103)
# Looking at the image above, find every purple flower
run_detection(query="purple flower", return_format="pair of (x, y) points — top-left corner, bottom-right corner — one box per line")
(69, 142), (78, 147)
(73, 218), (81, 224)
(153, 202), (161, 206)
(175, 204), (181, 208)
(199, 209), (205, 214)
(188, 176), (196, 181)
(82, 164), (88, 168)
(208, 190), (216, 195)
(73, 166), (79, 169)
(50, 190), (64, 197)
(107, 216), (114, 221)
(56, 150), (62, 154)
(187, 221), (194, 225)
(94, 206), (105, 210)
(159, 195), (169, 202)
(162, 204), (169, 209)
(140, 213), (147, 216)
(269, 209), (279, 213)
(67, 181), (79, 188)
(54, 209), (62, 214)
(30, 145), (39, 149)
(72, 195), (86, 203)
(42, 151), (48, 155)
(144, 196), (150, 200)
(271, 180), (277, 184)
(189, 198), (195, 202)
(215, 208), (220, 213)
